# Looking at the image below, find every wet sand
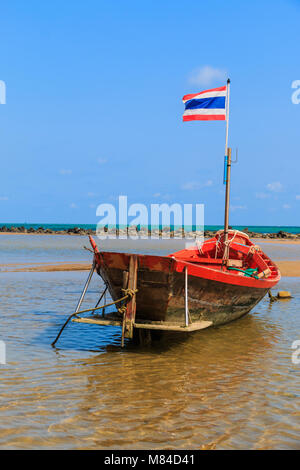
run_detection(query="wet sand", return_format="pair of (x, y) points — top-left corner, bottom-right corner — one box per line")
(275, 261), (300, 277)
(5, 263), (92, 272)
(0, 234), (299, 276)
(255, 238), (300, 245)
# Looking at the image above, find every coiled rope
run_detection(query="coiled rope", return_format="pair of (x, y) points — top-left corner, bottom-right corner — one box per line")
(227, 267), (259, 279)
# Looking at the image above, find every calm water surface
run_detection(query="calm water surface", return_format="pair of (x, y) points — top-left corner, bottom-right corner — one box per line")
(0, 236), (299, 449)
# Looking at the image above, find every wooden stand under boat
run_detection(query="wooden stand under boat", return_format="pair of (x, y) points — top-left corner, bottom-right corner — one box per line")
(72, 314), (212, 332)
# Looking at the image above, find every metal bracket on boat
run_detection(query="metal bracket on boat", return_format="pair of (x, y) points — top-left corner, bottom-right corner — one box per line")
(232, 148), (238, 164)
(83, 245), (93, 253)
(91, 285), (108, 316)
(184, 267), (189, 326)
(51, 248), (138, 347)
(51, 260), (96, 347)
(223, 154), (228, 185)
(184, 266), (192, 327)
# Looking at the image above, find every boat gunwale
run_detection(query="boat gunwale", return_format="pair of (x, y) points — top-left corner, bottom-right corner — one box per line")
(96, 250), (281, 290)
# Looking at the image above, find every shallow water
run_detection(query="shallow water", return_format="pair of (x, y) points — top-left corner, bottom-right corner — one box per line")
(1, 234), (300, 266)
(0, 234), (193, 266)
(0, 236), (299, 449)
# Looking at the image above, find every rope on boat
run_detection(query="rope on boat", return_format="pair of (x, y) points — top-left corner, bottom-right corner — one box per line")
(227, 267), (259, 279)
(222, 229), (239, 260)
(51, 288), (138, 347)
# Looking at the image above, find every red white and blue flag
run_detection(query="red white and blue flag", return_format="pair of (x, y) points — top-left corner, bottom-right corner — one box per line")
(182, 85), (227, 121)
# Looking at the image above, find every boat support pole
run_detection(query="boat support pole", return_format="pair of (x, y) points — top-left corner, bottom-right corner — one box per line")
(74, 260), (96, 313)
(223, 147), (232, 262)
(185, 266), (189, 327)
(51, 260), (96, 347)
(122, 255), (138, 346)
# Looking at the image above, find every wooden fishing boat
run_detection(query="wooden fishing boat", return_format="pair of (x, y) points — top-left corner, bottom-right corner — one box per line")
(73, 230), (280, 343)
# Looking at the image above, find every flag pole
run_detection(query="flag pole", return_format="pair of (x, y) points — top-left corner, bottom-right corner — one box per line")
(223, 78), (231, 261)
(224, 78), (230, 158)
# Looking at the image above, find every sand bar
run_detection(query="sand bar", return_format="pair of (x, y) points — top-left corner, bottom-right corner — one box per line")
(1, 260), (299, 276)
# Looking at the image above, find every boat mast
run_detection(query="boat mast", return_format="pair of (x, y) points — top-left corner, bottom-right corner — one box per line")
(223, 78), (231, 260)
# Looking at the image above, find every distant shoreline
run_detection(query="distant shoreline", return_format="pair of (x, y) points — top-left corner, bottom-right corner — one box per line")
(1, 232), (300, 244)
(1, 226), (300, 241)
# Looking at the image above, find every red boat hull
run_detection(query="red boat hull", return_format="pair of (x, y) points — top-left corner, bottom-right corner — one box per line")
(93, 230), (280, 328)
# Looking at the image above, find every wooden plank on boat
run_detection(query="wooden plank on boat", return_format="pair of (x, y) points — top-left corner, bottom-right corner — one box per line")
(72, 315), (212, 332)
(72, 315), (122, 327)
(134, 320), (212, 332)
(227, 259), (243, 268)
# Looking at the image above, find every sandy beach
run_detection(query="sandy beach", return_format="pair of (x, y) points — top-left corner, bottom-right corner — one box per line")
(0, 235), (299, 275)
(1, 262), (92, 272)
(0, 233), (299, 277)
(275, 261), (300, 276)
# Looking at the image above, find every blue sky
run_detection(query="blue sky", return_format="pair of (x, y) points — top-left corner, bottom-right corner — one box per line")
(0, 0), (299, 226)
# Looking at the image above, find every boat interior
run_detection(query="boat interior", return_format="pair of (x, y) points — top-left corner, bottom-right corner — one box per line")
(170, 230), (279, 280)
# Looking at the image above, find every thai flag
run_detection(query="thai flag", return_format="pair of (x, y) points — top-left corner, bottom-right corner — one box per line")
(182, 85), (227, 121)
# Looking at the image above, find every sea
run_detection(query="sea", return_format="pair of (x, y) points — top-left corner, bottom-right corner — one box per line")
(0, 233), (299, 449)
(1, 223), (300, 234)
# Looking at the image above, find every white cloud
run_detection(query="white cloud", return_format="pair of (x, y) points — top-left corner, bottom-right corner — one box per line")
(255, 192), (270, 199)
(59, 169), (72, 175)
(188, 65), (227, 87)
(182, 182), (200, 190)
(267, 182), (283, 192)
(98, 158), (107, 165)
(296, 195), (300, 200)
(0, 80), (6, 104)
(230, 205), (247, 211)
(283, 204), (291, 209)
(70, 203), (78, 209)
(152, 193), (171, 200)
(0, 196), (8, 201)
(87, 192), (97, 198)
(181, 180), (213, 191)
